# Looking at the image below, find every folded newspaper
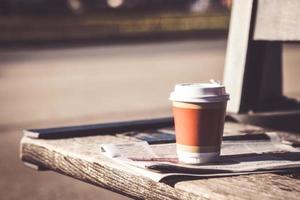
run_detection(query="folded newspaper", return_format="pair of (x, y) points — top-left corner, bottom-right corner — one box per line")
(100, 132), (300, 182)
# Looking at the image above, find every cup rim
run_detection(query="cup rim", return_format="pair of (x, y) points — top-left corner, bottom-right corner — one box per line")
(169, 93), (229, 103)
(169, 82), (229, 103)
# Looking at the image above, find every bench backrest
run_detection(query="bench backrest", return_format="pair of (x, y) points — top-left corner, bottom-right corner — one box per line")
(224, 0), (299, 113)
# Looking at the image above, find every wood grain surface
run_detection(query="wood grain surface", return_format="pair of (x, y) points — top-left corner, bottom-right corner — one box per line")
(20, 121), (300, 199)
(223, 0), (254, 113)
(175, 173), (300, 200)
(254, 0), (300, 41)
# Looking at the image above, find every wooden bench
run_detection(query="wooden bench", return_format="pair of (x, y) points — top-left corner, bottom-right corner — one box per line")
(19, 1), (300, 199)
(20, 118), (300, 200)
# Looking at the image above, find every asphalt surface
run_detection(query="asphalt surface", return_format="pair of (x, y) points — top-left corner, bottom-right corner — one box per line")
(0, 39), (299, 200)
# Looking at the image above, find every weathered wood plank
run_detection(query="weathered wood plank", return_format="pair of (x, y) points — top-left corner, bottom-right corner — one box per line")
(21, 133), (207, 200)
(20, 121), (300, 199)
(175, 173), (300, 200)
(223, 0), (254, 113)
(254, 0), (300, 41)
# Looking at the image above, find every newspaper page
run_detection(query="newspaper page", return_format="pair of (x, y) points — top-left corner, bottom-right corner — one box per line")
(100, 132), (300, 182)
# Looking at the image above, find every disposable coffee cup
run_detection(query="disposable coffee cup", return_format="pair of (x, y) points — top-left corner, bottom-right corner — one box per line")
(169, 81), (229, 164)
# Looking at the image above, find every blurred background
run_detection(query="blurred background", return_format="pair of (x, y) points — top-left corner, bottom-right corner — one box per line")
(0, 0), (299, 199)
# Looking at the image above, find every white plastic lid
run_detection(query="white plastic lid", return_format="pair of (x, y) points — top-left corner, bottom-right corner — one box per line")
(169, 80), (229, 103)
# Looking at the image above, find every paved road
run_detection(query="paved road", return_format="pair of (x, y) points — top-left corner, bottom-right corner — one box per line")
(0, 39), (299, 200)
(0, 39), (228, 130)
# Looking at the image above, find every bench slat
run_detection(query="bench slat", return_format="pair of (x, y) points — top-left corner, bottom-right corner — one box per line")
(20, 121), (300, 199)
(254, 0), (300, 41)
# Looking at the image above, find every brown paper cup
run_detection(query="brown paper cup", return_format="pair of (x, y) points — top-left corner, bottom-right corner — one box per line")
(173, 100), (227, 164)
